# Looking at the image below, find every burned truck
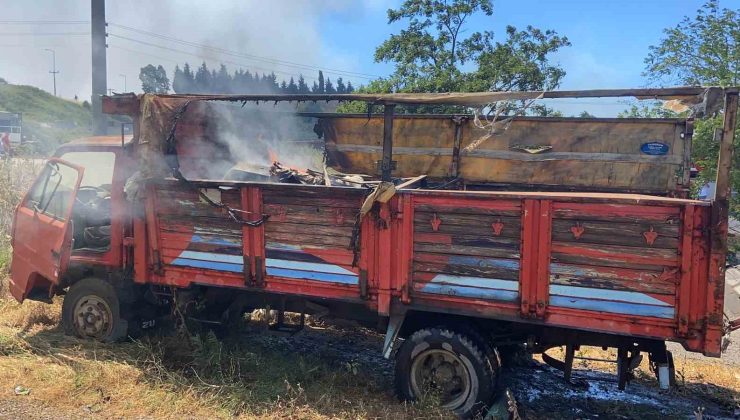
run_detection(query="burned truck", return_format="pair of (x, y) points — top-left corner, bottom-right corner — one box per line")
(9, 88), (739, 417)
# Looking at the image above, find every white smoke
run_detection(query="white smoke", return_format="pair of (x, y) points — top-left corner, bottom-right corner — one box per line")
(0, 0), (383, 100)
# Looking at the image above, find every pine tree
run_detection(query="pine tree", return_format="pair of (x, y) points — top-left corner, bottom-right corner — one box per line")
(172, 65), (185, 93)
(297, 75), (309, 93)
(324, 77), (336, 94)
(311, 81), (320, 93)
(318, 70), (325, 94)
(280, 80), (288, 92)
(336, 77), (346, 94)
(194, 62), (212, 93)
(287, 77), (298, 94)
(346, 81), (355, 93)
(215, 64), (232, 93)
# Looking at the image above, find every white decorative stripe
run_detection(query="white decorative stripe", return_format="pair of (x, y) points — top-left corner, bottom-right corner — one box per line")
(429, 274), (519, 291)
(179, 250), (241, 264)
(266, 258), (357, 276)
(549, 285), (671, 307)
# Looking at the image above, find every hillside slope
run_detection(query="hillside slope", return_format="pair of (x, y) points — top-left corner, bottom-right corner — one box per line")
(0, 81), (92, 153)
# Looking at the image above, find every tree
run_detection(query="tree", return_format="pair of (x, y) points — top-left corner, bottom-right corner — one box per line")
(336, 77), (347, 94)
(297, 75), (310, 93)
(194, 62), (212, 93)
(578, 111), (595, 118)
(644, 0), (739, 86)
(325, 78), (336, 94)
(642, 0), (740, 217)
(374, 0), (569, 94)
(214, 64), (232, 93)
(318, 70), (325, 94)
(311, 81), (320, 93)
(139, 64), (170, 93)
(346, 81), (355, 93)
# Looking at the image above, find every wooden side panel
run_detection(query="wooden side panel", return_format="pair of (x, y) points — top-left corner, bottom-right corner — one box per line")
(547, 202), (682, 320)
(154, 186), (245, 279)
(261, 187), (364, 289)
(323, 116), (688, 194)
(410, 197), (522, 303)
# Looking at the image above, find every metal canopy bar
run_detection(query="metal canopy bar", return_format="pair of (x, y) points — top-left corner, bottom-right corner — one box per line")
(114, 86), (738, 107)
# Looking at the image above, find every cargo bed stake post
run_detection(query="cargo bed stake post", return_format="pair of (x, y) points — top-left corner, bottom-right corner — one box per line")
(381, 104), (396, 182)
(706, 91), (738, 351)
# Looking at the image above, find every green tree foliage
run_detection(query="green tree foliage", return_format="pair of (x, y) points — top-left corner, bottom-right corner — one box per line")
(139, 64), (170, 94)
(374, 0), (569, 93)
(644, 0), (739, 86)
(642, 0), (739, 216)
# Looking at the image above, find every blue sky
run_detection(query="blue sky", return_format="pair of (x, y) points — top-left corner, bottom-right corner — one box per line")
(318, 0), (723, 115)
(0, 0), (732, 116)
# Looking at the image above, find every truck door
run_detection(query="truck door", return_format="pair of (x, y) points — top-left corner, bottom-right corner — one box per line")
(9, 159), (83, 302)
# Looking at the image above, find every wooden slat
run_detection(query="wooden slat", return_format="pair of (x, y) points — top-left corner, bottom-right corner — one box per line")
(265, 222), (353, 238)
(414, 243), (519, 259)
(552, 203), (680, 223)
(414, 212), (521, 228)
(414, 204), (521, 217)
(263, 195), (362, 209)
(265, 231), (353, 249)
(414, 232), (520, 249)
(415, 217), (521, 238)
(413, 261), (519, 281)
(551, 219), (679, 249)
(551, 242), (678, 270)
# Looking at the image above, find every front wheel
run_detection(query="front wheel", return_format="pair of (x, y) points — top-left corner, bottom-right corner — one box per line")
(395, 328), (499, 418)
(62, 278), (128, 342)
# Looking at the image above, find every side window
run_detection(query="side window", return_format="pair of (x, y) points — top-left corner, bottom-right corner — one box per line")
(25, 162), (80, 220)
(58, 152), (116, 188)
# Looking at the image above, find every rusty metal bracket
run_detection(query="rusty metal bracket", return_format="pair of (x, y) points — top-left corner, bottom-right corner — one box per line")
(254, 257), (265, 287)
(359, 269), (368, 300)
(243, 255), (253, 286)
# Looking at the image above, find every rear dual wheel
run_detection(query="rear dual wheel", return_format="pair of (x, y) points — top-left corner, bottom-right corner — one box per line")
(395, 328), (499, 418)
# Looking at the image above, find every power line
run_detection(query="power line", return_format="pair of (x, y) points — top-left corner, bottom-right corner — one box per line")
(108, 22), (380, 80)
(0, 20), (89, 24)
(0, 32), (90, 36)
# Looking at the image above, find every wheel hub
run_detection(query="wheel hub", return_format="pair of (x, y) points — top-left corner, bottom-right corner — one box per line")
(73, 295), (113, 338)
(410, 349), (471, 409)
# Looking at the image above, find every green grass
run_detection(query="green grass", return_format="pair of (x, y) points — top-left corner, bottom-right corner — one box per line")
(0, 82), (92, 153)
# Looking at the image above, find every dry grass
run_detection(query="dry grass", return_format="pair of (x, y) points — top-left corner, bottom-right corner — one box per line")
(0, 278), (452, 419)
(0, 158), (42, 272)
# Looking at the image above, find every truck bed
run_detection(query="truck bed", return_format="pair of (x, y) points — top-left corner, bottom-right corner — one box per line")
(138, 179), (723, 356)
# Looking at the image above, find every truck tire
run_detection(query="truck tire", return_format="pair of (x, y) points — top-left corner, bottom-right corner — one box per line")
(61, 278), (128, 342)
(395, 327), (498, 418)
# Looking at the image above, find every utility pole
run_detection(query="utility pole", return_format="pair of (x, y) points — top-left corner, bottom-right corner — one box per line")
(91, 0), (107, 135)
(44, 48), (59, 96)
(119, 74), (127, 92)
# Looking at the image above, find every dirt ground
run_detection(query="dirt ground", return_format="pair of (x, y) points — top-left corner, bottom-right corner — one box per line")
(0, 318), (738, 419)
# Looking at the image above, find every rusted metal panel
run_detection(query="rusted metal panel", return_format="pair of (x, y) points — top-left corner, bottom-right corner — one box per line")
(323, 116), (690, 194)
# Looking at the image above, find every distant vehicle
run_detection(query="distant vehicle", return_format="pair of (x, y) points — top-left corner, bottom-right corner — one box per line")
(0, 111), (22, 145)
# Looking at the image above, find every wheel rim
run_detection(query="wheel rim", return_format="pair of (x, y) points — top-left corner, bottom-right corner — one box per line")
(410, 349), (472, 409)
(72, 295), (113, 338)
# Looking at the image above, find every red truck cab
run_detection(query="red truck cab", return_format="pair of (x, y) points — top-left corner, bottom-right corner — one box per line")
(10, 136), (134, 302)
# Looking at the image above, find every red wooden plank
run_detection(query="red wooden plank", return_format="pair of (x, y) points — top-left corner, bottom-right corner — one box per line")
(535, 200), (552, 317)
(520, 199), (538, 315)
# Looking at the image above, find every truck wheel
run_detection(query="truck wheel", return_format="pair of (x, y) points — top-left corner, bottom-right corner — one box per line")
(62, 278), (128, 342)
(395, 328), (498, 418)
